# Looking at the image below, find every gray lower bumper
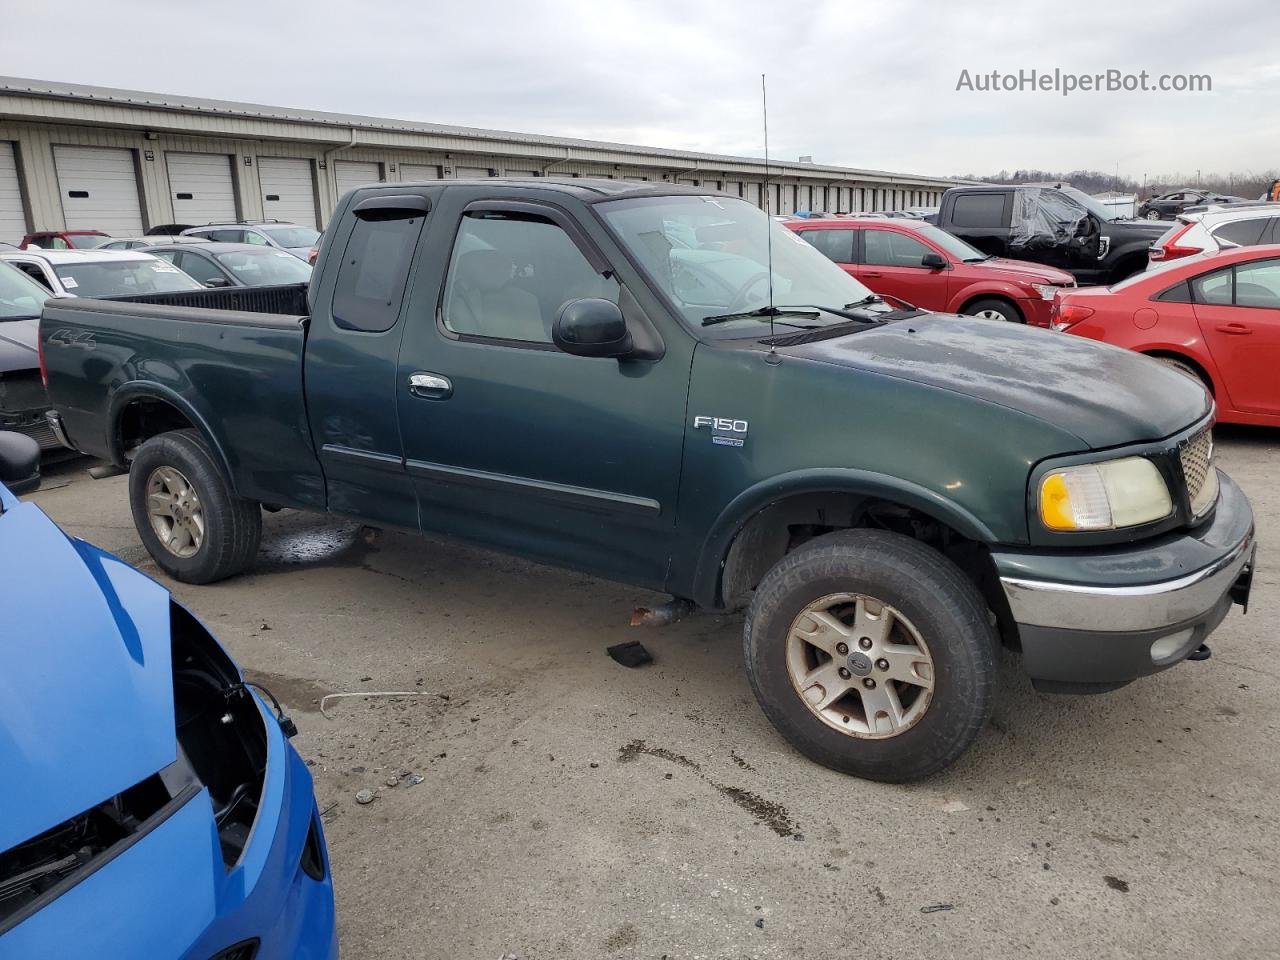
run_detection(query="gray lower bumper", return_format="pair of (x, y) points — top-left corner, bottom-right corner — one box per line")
(993, 472), (1255, 689)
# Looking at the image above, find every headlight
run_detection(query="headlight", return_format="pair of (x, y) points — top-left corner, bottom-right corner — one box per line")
(1039, 457), (1173, 531)
(1031, 283), (1060, 300)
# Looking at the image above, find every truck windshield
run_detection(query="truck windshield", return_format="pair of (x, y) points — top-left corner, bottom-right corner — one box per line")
(53, 259), (204, 297)
(0, 262), (48, 319)
(1056, 186), (1117, 222)
(598, 195), (882, 335)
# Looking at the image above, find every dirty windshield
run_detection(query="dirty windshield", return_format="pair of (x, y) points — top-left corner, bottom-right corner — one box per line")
(598, 194), (885, 335)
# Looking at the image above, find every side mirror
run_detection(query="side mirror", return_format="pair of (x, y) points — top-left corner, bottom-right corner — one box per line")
(204, 277), (232, 288)
(0, 431), (41, 495)
(920, 252), (947, 270)
(553, 298), (633, 358)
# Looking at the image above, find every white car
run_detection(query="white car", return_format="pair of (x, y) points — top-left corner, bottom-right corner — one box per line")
(0, 248), (204, 298)
(1149, 204), (1280, 263)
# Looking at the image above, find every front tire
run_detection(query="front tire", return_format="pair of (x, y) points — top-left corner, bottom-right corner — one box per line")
(1144, 209), (1163, 220)
(962, 297), (1022, 323)
(128, 429), (261, 584)
(743, 530), (996, 782)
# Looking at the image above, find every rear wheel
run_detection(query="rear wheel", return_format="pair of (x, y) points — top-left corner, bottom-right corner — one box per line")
(128, 429), (260, 583)
(1156, 356), (1210, 391)
(1145, 209), (1163, 220)
(962, 297), (1022, 323)
(743, 530), (997, 782)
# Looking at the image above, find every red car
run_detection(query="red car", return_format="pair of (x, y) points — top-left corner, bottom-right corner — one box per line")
(20, 230), (111, 250)
(1052, 244), (1280, 426)
(787, 217), (1075, 325)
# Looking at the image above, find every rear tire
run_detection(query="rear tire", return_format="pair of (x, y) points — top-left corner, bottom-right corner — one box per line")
(1156, 356), (1211, 392)
(743, 529), (996, 782)
(962, 297), (1022, 323)
(128, 429), (261, 584)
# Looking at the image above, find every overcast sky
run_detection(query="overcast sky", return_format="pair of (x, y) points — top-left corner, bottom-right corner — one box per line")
(2, 0), (1277, 181)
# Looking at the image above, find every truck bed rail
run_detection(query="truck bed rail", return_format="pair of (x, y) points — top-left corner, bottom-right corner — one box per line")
(106, 282), (309, 316)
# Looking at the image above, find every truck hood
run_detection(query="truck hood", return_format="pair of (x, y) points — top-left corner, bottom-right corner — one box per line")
(780, 314), (1210, 449)
(0, 318), (39, 374)
(1102, 218), (1168, 240)
(0, 494), (177, 851)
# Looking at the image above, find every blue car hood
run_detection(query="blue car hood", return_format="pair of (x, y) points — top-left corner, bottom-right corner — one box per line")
(0, 491), (177, 851)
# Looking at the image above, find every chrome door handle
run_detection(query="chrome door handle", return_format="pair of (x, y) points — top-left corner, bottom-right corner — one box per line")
(408, 372), (453, 399)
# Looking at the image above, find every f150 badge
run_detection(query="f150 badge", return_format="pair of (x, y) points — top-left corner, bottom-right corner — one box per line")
(693, 415), (748, 447)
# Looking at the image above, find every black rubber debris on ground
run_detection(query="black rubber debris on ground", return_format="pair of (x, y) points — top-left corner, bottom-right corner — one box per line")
(607, 640), (654, 668)
(1104, 875), (1130, 892)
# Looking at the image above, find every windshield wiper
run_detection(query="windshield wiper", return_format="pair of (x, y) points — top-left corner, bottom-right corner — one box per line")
(962, 256), (992, 263)
(701, 306), (821, 327)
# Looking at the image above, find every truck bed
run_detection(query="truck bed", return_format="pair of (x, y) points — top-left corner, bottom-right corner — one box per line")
(40, 291), (325, 511)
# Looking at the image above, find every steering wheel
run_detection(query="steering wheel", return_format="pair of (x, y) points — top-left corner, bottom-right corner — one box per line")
(726, 271), (772, 312)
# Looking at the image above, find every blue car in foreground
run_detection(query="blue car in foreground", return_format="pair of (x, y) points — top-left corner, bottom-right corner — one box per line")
(0, 433), (337, 958)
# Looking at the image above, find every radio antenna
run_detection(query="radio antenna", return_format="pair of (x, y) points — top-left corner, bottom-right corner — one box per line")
(761, 73), (776, 344)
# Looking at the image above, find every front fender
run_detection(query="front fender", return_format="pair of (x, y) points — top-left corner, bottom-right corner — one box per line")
(688, 468), (998, 608)
(946, 280), (1032, 314)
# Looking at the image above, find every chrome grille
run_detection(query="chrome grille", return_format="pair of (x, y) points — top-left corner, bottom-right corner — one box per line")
(1180, 429), (1218, 517)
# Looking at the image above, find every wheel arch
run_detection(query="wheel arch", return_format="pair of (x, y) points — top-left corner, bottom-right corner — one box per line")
(1140, 348), (1218, 396)
(952, 286), (1025, 321)
(691, 469), (1006, 614)
(108, 383), (236, 484)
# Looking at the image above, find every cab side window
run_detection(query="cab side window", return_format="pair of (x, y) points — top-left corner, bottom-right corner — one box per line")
(331, 212), (423, 333)
(863, 229), (932, 267)
(441, 212), (619, 345)
(951, 193), (1006, 228)
(799, 228), (854, 264)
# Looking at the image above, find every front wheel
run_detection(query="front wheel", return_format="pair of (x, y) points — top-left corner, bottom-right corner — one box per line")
(128, 429), (261, 584)
(962, 297), (1022, 323)
(1144, 209), (1163, 220)
(743, 529), (996, 782)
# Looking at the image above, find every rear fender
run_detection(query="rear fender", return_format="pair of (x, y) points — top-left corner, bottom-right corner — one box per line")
(107, 382), (236, 485)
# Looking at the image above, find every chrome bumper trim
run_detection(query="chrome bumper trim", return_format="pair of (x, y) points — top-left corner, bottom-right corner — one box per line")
(45, 410), (73, 450)
(1001, 530), (1254, 633)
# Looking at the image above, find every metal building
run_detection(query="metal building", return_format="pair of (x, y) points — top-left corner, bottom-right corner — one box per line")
(0, 77), (961, 244)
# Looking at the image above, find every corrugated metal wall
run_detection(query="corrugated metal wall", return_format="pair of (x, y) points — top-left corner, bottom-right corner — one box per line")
(0, 118), (951, 235)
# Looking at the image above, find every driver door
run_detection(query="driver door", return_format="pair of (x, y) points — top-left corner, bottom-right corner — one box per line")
(394, 195), (693, 589)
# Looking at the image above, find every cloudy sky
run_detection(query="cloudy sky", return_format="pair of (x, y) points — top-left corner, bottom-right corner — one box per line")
(2, 0), (1277, 181)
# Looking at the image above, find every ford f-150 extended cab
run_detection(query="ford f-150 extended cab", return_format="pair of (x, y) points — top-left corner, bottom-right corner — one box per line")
(40, 179), (1256, 782)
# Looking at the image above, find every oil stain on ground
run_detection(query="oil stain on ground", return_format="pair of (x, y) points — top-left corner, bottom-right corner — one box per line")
(616, 739), (797, 838)
(242, 667), (333, 714)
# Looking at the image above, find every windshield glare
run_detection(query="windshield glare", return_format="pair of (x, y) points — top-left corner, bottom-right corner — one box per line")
(0, 262), (49, 319)
(262, 227), (320, 248)
(598, 195), (877, 333)
(53, 258), (203, 297)
(216, 249), (313, 285)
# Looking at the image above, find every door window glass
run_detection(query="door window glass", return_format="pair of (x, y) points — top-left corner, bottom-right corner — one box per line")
(243, 231), (271, 246)
(209, 229), (244, 243)
(173, 252), (225, 285)
(1212, 219), (1268, 248)
(863, 229), (932, 267)
(1191, 267), (1233, 305)
(441, 212), (619, 344)
(1233, 259), (1280, 309)
(951, 194), (1005, 227)
(331, 213), (423, 333)
(798, 229), (854, 264)
(11, 262), (52, 290)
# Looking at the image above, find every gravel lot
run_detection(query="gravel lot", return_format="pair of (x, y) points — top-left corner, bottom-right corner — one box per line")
(29, 426), (1279, 960)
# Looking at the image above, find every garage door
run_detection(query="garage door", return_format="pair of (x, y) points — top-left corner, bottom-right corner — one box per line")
(53, 145), (144, 237)
(257, 157), (317, 228)
(744, 182), (761, 208)
(400, 163), (440, 181)
(0, 142), (25, 244)
(455, 166), (493, 179)
(166, 152), (236, 225)
(334, 160), (381, 200)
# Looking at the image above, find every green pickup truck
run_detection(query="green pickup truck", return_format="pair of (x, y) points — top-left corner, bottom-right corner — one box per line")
(40, 179), (1255, 781)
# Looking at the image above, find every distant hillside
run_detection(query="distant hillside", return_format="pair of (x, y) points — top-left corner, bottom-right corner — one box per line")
(959, 168), (1277, 199)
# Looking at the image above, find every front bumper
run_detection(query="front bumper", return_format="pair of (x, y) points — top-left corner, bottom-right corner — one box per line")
(994, 470), (1255, 692)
